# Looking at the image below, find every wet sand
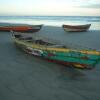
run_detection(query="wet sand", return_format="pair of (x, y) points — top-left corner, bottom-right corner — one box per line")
(0, 25), (100, 100)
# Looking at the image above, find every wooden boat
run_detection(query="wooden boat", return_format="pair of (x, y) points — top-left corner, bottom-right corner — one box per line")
(12, 33), (100, 69)
(62, 24), (91, 32)
(0, 25), (42, 33)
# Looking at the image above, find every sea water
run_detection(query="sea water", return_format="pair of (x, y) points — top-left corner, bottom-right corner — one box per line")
(0, 16), (100, 30)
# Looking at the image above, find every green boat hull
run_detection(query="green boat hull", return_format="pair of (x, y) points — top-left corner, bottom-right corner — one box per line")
(14, 38), (100, 69)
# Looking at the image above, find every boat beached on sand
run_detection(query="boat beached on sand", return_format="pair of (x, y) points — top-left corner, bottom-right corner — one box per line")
(12, 32), (100, 69)
(0, 25), (42, 33)
(62, 24), (91, 32)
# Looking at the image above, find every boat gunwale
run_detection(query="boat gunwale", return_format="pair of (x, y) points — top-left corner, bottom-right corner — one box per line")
(14, 38), (100, 56)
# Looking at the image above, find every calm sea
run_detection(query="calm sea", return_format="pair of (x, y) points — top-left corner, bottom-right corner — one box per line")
(0, 16), (100, 30)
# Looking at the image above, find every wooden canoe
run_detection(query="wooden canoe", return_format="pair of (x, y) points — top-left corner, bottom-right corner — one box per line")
(62, 24), (91, 32)
(12, 32), (100, 69)
(0, 25), (43, 33)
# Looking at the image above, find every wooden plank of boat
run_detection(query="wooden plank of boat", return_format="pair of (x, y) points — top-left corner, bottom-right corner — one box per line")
(0, 26), (11, 32)
(0, 24), (43, 33)
(62, 24), (91, 32)
(12, 25), (43, 33)
(12, 33), (100, 69)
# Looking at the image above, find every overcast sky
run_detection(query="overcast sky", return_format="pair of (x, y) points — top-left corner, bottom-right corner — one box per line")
(0, 0), (100, 16)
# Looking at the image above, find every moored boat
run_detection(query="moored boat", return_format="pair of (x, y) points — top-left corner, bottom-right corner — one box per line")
(62, 24), (91, 32)
(12, 32), (100, 69)
(0, 25), (42, 33)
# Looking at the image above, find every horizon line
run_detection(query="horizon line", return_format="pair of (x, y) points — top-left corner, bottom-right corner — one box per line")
(0, 15), (100, 17)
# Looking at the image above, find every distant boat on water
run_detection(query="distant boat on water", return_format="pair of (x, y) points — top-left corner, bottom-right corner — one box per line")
(0, 25), (42, 33)
(12, 32), (100, 70)
(62, 24), (91, 32)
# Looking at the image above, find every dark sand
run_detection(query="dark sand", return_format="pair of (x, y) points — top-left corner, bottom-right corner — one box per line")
(0, 25), (100, 100)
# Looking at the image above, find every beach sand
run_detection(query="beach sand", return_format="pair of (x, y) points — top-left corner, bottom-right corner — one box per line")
(0, 24), (100, 100)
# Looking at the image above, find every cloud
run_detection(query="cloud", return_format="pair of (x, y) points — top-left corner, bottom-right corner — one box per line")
(77, 4), (100, 8)
(73, 0), (100, 8)
(82, 4), (100, 8)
